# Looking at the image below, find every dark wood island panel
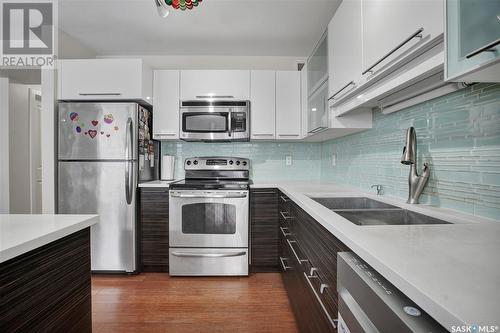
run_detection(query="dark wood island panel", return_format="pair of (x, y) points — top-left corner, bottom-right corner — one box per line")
(0, 228), (92, 333)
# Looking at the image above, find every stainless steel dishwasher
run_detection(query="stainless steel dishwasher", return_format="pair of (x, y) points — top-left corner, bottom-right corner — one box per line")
(337, 252), (448, 333)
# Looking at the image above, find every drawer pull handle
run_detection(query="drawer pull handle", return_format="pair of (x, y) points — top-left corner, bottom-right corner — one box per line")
(280, 195), (289, 202)
(279, 257), (291, 271)
(280, 211), (292, 220)
(362, 27), (424, 75)
(280, 227), (292, 237)
(252, 191), (276, 194)
(303, 272), (337, 328)
(287, 239), (308, 265)
(320, 283), (329, 295)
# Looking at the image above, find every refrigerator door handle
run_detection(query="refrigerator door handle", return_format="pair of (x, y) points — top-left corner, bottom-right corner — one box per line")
(125, 117), (133, 205)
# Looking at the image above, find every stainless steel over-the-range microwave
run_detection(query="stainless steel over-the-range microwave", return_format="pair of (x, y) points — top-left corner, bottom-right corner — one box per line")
(180, 100), (250, 142)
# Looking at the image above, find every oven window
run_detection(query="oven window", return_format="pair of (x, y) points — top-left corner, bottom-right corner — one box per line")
(182, 203), (236, 234)
(183, 113), (228, 133)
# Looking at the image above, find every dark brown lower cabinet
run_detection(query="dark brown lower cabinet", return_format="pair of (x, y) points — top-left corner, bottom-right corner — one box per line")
(139, 188), (169, 272)
(0, 228), (92, 333)
(279, 191), (351, 333)
(250, 188), (280, 272)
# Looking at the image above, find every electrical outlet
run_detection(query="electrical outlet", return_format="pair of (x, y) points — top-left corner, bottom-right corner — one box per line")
(331, 154), (336, 167)
(286, 155), (293, 166)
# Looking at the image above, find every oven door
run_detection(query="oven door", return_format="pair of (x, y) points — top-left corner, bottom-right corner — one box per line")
(180, 108), (231, 141)
(169, 190), (249, 248)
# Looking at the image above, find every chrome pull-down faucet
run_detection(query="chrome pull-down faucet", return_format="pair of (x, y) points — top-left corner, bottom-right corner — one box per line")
(401, 127), (430, 204)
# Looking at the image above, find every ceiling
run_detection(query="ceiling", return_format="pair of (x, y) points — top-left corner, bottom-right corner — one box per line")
(58, 0), (340, 57)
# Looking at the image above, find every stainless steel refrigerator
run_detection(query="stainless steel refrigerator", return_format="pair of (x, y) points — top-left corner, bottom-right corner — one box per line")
(57, 102), (158, 272)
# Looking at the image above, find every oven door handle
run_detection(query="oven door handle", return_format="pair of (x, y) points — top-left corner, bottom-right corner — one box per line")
(171, 251), (247, 258)
(170, 193), (247, 199)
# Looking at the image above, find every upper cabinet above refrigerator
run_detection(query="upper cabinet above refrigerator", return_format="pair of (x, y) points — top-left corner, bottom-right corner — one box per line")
(445, 0), (500, 82)
(58, 59), (153, 105)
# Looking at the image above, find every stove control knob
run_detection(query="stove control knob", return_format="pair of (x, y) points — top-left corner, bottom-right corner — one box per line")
(229, 160), (234, 165)
(242, 161), (247, 166)
(186, 160), (192, 166)
(193, 160), (198, 165)
(236, 161), (241, 166)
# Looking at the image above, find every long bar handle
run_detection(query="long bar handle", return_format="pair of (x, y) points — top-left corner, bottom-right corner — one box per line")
(287, 239), (308, 265)
(196, 95), (234, 99)
(171, 251), (246, 258)
(308, 126), (328, 134)
(125, 118), (133, 205)
(362, 27), (424, 75)
(280, 226), (292, 237)
(79, 93), (122, 96)
(328, 81), (355, 101)
(303, 272), (337, 328)
(170, 193), (247, 199)
(280, 195), (289, 202)
(465, 38), (500, 59)
(279, 257), (291, 271)
(280, 211), (292, 220)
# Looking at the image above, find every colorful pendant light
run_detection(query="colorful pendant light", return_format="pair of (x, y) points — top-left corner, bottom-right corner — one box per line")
(163, 0), (203, 11)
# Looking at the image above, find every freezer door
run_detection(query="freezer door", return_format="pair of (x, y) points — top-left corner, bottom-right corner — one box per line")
(58, 102), (138, 160)
(58, 161), (137, 272)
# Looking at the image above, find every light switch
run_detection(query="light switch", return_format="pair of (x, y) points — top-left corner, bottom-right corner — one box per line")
(331, 154), (336, 167)
(286, 156), (292, 166)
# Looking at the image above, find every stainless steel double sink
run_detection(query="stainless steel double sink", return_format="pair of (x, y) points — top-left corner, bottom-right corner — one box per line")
(309, 197), (451, 226)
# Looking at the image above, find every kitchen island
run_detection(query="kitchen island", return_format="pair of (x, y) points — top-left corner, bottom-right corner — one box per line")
(0, 214), (98, 332)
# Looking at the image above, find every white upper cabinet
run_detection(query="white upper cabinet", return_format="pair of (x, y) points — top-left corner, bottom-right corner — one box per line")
(58, 59), (153, 104)
(250, 71), (276, 140)
(276, 71), (301, 140)
(361, 0), (444, 77)
(328, 0), (363, 101)
(153, 70), (180, 140)
(180, 70), (250, 100)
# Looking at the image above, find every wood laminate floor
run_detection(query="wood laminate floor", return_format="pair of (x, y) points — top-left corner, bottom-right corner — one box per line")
(92, 273), (299, 333)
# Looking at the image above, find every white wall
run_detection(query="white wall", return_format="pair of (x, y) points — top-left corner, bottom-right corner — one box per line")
(9, 84), (41, 213)
(0, 78), (9, 213)
(98, 55), (306, 70)
(59, 30), (97, 59)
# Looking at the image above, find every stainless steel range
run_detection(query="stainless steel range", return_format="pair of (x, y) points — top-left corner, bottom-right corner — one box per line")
(169, 157), (251, 276)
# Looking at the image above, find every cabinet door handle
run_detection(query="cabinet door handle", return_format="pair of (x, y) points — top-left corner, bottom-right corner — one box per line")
(465, 38), (500, 59)
(252, 134), (274, 137)
(280, 195), (289, 202)
(280, 226), (292, 237)
(172, 251), (246, 258)
(252, 191), (276, 194)
(279, 257), (291, 271)
(278, 134), (300, 137)
(280, 211), (292, 220)
(196, 95), (234, 99)
(328, 81), (355, 101)
(362, 27), (424, 75)
(308, 126), (328, 134)
(303, 272), (337, 328)
(287, 239), (308, 265)
(79, 93), (122, 96)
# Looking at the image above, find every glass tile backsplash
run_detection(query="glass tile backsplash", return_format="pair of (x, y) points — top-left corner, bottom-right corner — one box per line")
(320, 83), (500, 220)
(161, 142), (322, 182)
(160, 83), (500, 220)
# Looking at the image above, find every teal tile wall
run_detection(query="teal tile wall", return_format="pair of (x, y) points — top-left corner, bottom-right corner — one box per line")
(320, 83), (500, 220)
(161, 141), (321, 182)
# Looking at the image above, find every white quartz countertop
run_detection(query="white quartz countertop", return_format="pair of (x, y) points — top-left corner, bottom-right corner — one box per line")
(138, 180), (177, 188)
(251, 182), (500, 330)
(0, 214), (99, 263)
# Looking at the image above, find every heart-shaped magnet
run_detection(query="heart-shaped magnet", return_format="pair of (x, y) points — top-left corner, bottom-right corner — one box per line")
(88, 130), (98, 138)
(91, 120), (99, 126)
